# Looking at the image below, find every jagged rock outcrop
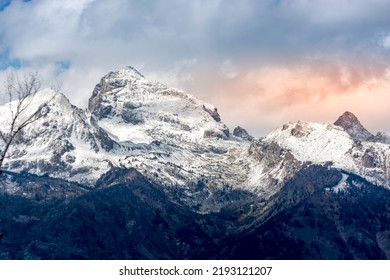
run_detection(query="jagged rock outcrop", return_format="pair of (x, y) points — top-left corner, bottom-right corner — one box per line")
(233, 126), (253, 141)
(334, 111), (373, 142)
(370, 132), (390, 144)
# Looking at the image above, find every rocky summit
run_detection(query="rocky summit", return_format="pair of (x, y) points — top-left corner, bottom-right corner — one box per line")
(334, 111), (374, 142)
(1, 67), (390, 259)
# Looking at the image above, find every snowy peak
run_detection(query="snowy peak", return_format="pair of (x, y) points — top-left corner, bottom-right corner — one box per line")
(87, 66), (230, 144)
(263, 118), (390, 188)
(88, 67), (144, 118)
(334, 111), (373, 142)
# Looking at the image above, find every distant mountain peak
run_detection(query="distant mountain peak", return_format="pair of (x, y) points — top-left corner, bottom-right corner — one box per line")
(335, 111), (359, 124)
(108, 66), (145, 80)
(124, 66), (145, 77)
(334, 111), (373, 142)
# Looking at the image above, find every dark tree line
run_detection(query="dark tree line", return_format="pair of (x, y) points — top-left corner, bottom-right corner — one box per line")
(0, 72), (59, 240)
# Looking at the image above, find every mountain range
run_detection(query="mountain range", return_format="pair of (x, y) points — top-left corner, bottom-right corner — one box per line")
(1, 66), (390, 259)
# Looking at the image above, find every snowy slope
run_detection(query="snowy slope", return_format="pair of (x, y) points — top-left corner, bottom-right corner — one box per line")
(0, 89), (113, 185)
(263, 121), (390, 187)
(265, 121), (356, 169)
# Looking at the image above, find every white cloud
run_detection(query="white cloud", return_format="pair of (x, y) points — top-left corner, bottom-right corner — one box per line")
(1, 0), (390, 133)
(380, 35), (390, 50)
(147, 58), (198, 90)
(0, 0), (93, 59)
(219, 59), (238, 79)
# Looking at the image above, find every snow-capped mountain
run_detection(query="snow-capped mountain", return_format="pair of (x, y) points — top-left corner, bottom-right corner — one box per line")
(2, 66), (390, 260)
(0, 89), (114, 185)
(0, 67), (253, 192)
(263, 119), (390, 187)
(1, 66), (390, 195)
(89, 67), (230, 144)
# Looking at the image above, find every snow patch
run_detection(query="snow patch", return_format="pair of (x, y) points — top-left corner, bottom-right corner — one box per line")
(328, 173), (349, 192)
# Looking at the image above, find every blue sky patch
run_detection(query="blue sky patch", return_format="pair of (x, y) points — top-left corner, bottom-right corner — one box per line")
(0, 0), (12, 11)
(54, 60), (71, 75)
(0, 49), (21, 70)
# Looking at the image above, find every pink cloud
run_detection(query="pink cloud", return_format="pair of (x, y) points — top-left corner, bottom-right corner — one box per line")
(182, 62), (390, 136)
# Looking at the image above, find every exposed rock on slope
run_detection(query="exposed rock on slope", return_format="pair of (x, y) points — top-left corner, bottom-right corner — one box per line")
(233, 126), (253, 141)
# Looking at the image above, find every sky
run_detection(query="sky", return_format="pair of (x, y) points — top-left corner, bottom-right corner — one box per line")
(1, 0), (390, 136)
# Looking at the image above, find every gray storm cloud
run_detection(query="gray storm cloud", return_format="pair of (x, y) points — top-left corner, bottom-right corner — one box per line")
(1, 0), (390, 135)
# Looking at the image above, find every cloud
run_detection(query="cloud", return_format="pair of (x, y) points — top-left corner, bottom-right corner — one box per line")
(147, 58), (198, 87)
(380, 34), (390, 50)
(2, 0), (390, 68)
(219, 59), (238, 79)
(1, 0), (390, 134)
(180, 60), (390, 136)
(3, 0), (387, 68)
(0, 0), (93, 59)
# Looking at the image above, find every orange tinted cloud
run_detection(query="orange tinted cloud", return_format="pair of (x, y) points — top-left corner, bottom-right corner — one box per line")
(186, 62), (390, 136)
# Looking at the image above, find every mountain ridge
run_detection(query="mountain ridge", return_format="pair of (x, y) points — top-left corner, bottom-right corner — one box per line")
(1, 66), (390, 260)
(1, 66), (390, 196)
